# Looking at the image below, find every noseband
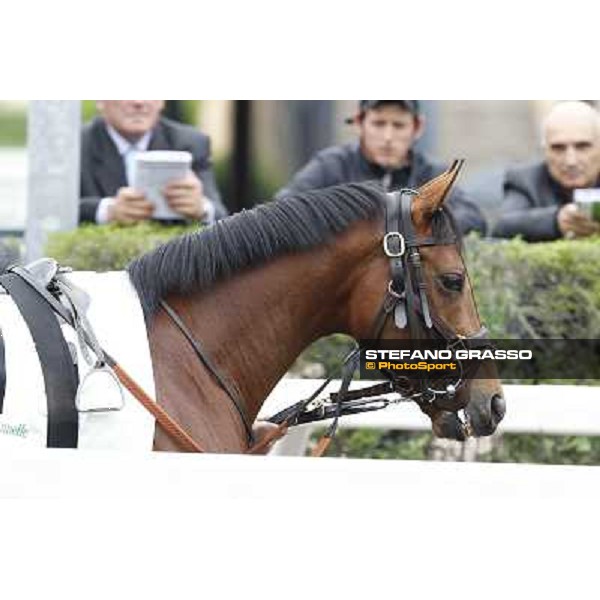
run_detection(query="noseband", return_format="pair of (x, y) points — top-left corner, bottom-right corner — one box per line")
(370, 189), (493, 415)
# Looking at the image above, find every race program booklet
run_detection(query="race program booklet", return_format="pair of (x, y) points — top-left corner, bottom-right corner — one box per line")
(132, 151), (193, 220)
(574, 188), (600, 222)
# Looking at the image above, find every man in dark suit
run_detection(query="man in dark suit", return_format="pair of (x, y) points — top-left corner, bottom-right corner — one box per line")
(493, 101), (600, 242)
(80, 100), (228, 225)
(275, 100), (487, 236)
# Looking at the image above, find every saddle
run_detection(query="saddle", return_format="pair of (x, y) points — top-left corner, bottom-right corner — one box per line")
(0, 259), (123, 448)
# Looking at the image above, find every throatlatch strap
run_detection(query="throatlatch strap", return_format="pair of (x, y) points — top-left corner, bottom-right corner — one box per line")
(0, 272), (79, 448)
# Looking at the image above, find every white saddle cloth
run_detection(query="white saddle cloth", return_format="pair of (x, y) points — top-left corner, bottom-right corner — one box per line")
(0, 271), (156, 451)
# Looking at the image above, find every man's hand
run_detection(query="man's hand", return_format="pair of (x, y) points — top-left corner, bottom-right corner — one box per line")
(557, 203), (600, 238)
(164, 171), (206, 220)
(108, 187), (154, 224)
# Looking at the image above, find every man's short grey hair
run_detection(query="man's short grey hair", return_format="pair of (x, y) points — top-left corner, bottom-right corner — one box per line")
(540, 100), (600, 147)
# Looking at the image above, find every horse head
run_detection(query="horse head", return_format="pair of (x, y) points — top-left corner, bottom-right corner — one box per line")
(344, 161), (505, 440)
(412, 162), (505, 439)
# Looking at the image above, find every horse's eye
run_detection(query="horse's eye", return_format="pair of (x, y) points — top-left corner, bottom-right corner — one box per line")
(438, 273), (465, 293)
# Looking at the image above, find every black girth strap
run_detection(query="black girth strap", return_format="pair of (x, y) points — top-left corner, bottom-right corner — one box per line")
(0, 272), (79, 448)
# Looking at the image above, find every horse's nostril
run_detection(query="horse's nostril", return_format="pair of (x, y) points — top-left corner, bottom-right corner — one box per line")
(491, 394), (506, 421)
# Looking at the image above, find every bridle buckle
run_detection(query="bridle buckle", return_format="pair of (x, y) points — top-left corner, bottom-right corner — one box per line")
(383, 232), (406, 258)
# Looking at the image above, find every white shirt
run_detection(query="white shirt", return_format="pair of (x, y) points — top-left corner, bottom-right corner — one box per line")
(107, 125), (152, 186)
(95, 125), (215, 225)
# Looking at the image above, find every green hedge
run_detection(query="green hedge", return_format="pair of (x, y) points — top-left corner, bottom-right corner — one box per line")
(311, 430), (600, 465)
(465, 235), (600, 340)
(45, 227), (600, 343)
(45, 222), (197, 271)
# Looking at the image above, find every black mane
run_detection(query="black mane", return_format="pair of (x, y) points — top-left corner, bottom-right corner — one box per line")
(127, 182), (385, 316)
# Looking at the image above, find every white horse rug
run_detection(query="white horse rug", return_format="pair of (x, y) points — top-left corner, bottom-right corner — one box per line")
(0, 271), (157, 451)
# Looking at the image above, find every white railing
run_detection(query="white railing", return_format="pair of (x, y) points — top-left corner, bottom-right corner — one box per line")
(258, 381), (600, 455)
(2, 381), (598, 595)
(2, 443), (597, 595)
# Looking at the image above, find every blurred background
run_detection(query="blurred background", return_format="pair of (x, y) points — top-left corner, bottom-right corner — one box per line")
(0, 99), (575, 238)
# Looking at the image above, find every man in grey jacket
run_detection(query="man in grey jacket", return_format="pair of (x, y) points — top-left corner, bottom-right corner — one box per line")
(492, 101), (600, 242)
(275, 100), (487, 236)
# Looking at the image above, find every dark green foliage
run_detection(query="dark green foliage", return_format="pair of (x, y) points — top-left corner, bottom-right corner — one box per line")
(312, 429), (433, 460)
(0, 107), (26, 146)
(176, 101), (201, 126)
(488, 434), (600, 466)
(464, 235), (600, 340)
(213, 154), (283, 211)
(294, 334), (356, 378)
(310, 429), (600, 466)
(45, 222), (198, 271)
(81, 101), (98, 124)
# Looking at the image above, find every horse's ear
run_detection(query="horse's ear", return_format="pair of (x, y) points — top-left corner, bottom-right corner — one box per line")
(411, 159), (465, 227)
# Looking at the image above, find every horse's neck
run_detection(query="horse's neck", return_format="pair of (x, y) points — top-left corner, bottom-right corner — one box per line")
(170, 220), (380, 422)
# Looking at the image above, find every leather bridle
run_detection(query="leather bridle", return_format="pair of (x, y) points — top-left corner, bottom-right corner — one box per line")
(160, 185), (496, 447)
(368, 188), (494, 417)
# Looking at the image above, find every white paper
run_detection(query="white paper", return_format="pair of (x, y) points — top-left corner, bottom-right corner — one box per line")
(132, 151), (192, 220)
(574, 188), (600, 221)
(574, 188), (600, 203)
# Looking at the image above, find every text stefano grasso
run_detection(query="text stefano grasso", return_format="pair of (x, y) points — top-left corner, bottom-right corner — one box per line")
(363, 349), (533, 361)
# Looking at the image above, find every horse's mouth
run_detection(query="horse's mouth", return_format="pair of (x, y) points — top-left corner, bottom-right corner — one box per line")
(465, 392), (506, 437)
(432, 411), (469, 441)
(432, 391), (505, 440)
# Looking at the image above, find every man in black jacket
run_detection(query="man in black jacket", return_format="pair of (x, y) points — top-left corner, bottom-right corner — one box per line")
(492, 101), (600, 242)
(80, 100), (228, 225)
(275, 100), (487, 236)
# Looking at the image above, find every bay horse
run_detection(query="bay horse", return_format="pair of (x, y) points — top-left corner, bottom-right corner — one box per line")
(128, 162), (505, 453)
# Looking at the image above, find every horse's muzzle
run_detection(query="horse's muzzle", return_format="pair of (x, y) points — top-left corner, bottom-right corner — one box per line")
(433, 412), (467, 441)
(464, 391), (506, 437)
(431, 389), (505, 441)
